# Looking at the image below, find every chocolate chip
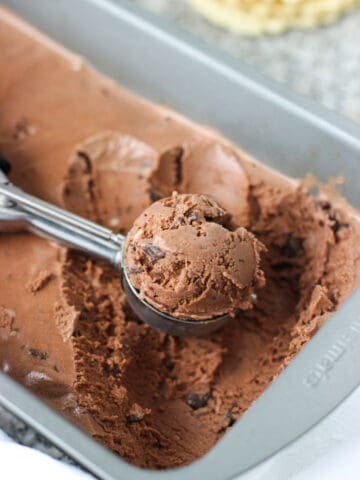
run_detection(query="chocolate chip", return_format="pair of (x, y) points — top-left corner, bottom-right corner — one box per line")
(319, 200), (331, 211)
(204, 212), (232, 228)
(105, 364), (120, 377)
(76, 151), (92, 173)
(126, 414), (143, 425)
(28, 348), (48, 360)
(318, 201), (350, 235)
(63, 185), (71, 197)
(174, 149), (183, 185)
(329, 212), (349, 234)
(0, 154), (11, 175)
(185, 392), (211, 410)
(224, 407), (237, 427)
(53, 364), (59, 372)
(164, 359), (175, 371)
(282, 234), (304, 258)
(129, 266), (144, 275)
(142, 244), (165, 263)
(147, 189), (161, 202)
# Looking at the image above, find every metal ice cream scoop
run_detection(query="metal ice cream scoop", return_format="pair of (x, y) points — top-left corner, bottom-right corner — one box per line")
(0, 162), (229, 336)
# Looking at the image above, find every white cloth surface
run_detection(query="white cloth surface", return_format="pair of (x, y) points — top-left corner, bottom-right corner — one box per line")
(1, 386), (359, 480)
(238, 386), (360, 480)
(0, 430), (93, 480)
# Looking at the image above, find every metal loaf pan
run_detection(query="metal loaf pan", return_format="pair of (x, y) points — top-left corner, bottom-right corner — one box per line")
(0, 1), (360, 479)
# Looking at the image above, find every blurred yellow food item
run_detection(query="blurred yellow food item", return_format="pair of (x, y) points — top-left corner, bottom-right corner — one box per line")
(188, 0), (360, 35)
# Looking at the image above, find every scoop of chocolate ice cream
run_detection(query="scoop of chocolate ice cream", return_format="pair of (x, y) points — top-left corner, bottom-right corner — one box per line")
(125, 192), (265, 320)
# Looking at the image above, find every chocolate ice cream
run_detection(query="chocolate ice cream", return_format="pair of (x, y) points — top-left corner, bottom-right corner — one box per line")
(125, 192), (264, 319)
(0, 7), (359, 470)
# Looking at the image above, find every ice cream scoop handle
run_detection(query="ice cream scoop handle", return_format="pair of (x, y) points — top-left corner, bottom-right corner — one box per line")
(0, 183), (124, 269)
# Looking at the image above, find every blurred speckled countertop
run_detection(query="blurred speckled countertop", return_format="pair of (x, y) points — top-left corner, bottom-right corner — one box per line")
(134, 0), (360, 124)
(1, 0), (359, 469)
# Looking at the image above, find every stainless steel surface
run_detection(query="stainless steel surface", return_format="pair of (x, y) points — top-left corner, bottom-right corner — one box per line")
(0, 0), (360, 479)
(0, 179), (124, 268)
(0, 170), (229, 336)
(2, 183), (122, 243)
(122, 266), (230, 336)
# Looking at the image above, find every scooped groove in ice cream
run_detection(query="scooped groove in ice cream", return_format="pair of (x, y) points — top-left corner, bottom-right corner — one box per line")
(125, 192), (265, 320)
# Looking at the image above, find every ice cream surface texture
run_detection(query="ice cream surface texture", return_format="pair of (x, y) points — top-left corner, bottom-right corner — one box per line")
(0, 7), (359, 470)
(125, 192), (265, 320)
